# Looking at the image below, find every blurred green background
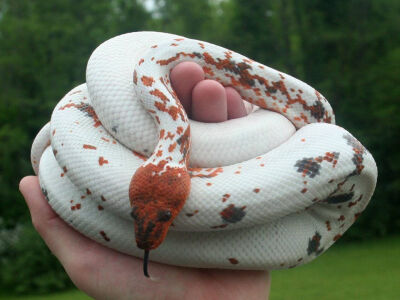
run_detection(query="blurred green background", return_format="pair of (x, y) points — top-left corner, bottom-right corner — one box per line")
(0, 0), (399, 298)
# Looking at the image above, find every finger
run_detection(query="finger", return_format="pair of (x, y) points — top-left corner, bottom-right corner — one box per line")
(170, 62), (204, 116)
(225, 86), (248, 119)
(20, 176), (58, 221)
(191, 79), (227, 122)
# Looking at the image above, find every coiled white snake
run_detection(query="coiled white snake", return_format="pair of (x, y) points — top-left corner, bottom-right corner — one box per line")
(31, 31), (377, 273)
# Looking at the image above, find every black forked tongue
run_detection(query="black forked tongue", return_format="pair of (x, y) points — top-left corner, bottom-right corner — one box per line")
(143, 250), (150, 278)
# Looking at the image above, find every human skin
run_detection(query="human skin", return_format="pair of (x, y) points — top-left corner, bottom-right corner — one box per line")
(20, 62), (270, 300)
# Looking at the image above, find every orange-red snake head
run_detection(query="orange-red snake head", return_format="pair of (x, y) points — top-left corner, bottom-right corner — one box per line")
(129, 161), (191, 250)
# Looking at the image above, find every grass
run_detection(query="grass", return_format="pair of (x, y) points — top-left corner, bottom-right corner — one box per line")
(1, 236), (399, 300)
(0, 289), (91, 300)
(270, 236), (400, 300)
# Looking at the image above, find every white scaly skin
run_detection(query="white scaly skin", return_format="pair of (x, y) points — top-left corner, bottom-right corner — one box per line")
(31, 32), (377, 270)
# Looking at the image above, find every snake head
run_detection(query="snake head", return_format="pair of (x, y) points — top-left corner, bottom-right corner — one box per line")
(129, 162), (191, 250)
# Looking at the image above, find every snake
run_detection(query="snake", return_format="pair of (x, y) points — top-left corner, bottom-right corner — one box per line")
(31, 31), (377, 276)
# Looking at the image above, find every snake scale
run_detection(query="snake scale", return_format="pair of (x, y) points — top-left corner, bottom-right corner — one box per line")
(31, 31), (377, 274)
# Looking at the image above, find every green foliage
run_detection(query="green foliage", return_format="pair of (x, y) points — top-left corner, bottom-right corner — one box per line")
(271, 236), (400, 299)
(0, 0), (398, 294)
(0, 223), (73, 294)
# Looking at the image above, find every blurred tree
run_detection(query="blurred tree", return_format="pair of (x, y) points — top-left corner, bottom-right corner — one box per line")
(151, 0), (214, 39)
(0, 0), (150, 228)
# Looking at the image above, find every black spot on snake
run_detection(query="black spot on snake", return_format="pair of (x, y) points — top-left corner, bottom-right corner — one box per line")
(295, 158), (321, 178)
(220, 204), (246, 223)
(325, 192), (354, 204)
(310, 100), (325, 120)
(307, 231), (324, 256)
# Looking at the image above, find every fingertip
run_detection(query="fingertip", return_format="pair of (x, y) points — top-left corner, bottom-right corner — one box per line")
(225, 87), (248, 119)
(19, 175), (39, 198)
(192, 80), (227, 122)
(170, 62), (205, 115)
(19, 175), (60, 225)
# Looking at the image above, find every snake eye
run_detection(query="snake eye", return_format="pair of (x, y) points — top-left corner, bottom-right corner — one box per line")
(157, 210), (172, 222)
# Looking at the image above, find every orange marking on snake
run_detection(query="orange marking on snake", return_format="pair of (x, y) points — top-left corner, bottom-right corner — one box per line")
(98, 205), (104, 211)
(86, 188), (92, 195)
(59, 102), (102, 127)
(71, 203), (81, 210)
(150, 89), (170, 104)
(156, 150), (163, 157)
(228, 258), (239, 265)
(178, 127), (191, 164)
(253, 188), (260, 193)
(154, 102), (182, 121)
(100, 231), (110, 242)
(211, 224), (228, 229)
(190, 167), (223, 178)
(159, 76), (180, 103)
(165, 132), (175, 140)
(101, 137), (110, 142)
(129, 160), (191, 250)
(133, 70), (138, 84)
(99, 156), (109, 166)
(222, 193), (231, 202)
(156, 52), (199, 66)
(60, 166), (68, 178)
(325, 221), (331, 231)
(354, 212), (362, 221)
(333, 234), (342, 241)
(83, 144), (97, 150)
(203, 66), (214, 76)
(132, 151), (146, 161)
(138, 58), (144, 65)
(186, 209), (199, 217)
(168, 142), (177, 152)
(151, 45), (158, 48)
(159, 129), (165, 139)
(141, 76), (155, 87)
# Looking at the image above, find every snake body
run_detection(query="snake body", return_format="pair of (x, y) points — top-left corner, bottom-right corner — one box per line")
(31, 32), (377, 270)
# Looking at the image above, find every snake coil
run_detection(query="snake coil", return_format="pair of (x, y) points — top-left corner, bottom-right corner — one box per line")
(31, 32), (377, 271)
